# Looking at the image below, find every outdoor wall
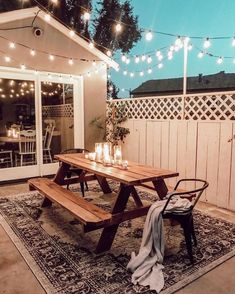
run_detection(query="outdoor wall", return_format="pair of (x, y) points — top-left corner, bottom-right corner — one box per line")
(109, 92), (235, 212)
(83, 68), (107, 151)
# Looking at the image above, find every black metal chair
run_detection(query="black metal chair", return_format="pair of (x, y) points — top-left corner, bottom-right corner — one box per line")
(162, 179), (209, 264)
(61, 148), (89, 196)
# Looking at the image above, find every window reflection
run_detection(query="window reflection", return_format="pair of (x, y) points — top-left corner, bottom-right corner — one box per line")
(41, 82), (74, 163)
(0, 78), (36, 168)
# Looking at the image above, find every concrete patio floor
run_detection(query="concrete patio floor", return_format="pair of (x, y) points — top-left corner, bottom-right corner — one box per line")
(0, 182), (235, 294)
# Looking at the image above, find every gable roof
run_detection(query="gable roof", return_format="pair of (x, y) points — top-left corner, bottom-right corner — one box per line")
(0, 6), (119, 70)
(132, 71), (235, 95)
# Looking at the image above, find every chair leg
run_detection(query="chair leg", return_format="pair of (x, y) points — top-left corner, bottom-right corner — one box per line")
(80, 182), (85, 197)
(48, 150), (52, 163)
(191, 217), (197, 246)
(85, 181), (89, 191)
(180, 216), (194, 264)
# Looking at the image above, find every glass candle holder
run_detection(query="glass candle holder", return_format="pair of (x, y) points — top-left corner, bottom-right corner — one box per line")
(114, 145), (122, 165)
(88, 152), (96, 161)
(122, 160), (128, 169)
(95, 143), (103, 162)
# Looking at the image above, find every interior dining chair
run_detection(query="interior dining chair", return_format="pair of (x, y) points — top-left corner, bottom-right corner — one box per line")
(0, 150), (13, 168)
(15, 130), (36, 166)
(61, 148), (89, 196)
(161, 178), (209, 264)
(43, 125), (55, 163)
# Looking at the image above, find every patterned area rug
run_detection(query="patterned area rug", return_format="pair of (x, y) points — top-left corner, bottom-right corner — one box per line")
(0, 181), (235, 294)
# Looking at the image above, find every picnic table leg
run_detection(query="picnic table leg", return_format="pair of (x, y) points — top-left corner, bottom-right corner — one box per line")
(152, 178), (169, 199)
(41, 162), (71, 207)
(95, 184), (133, 253)
(96, 175), (112, 194)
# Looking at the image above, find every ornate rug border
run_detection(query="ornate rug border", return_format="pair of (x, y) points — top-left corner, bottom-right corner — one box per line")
(0, 215), (56, 294)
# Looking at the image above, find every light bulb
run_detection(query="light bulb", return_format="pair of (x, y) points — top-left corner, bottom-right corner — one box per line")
(203, 38), (211, 49)
(135, 56), (140, 63)
(20, 64), (26, 70)
(30, 49), (36, 56)
(115, 23), (122, 33)
(4, 56), (11, 62)
(167, 51), (173, 60)
(69, 30), (75, 37)
(44, 14), (51, 22)
(87, 72), (91, 77)
(9, 42), (15, 49)
(109, 86), (113, 91)
(89, 42), (94, 49)
(130, 72), (134, 77)
(233, 58), (235, 64)
(198, 51), (204, 58)
(217, 57), (223, 64)
(49, 54), (55, 61)
(106, 50), (112, 57)
(141, 54), (146, 61)
(92, 60), (96, 66)
(170, 45), (174, 52)
(123, 70), (127, 75)
(147, 56), (152, 64)
(139, 71), (144, 76)
(147, 68), (152, 74)
(125, 57), (130, 64)
(175, 36), (182, 47)
(156, 50), (161, 57)
(158, 63), (163, 69)
(68, 58), (74, 65)
(157, 54), (163, 61)
(121, 54), (126, 62)
(187, 44), (193, 51)
(83, 12), (91, 21)
(145, 31), (153, 41)
(232, 37), (235, 47)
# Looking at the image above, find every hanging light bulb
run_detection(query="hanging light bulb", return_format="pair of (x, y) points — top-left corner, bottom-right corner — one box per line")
(158, 63), (163, 69)
(175, 36), (182, 47)
(135, 56), (140, 63)
(217, 57), (223, 64)
(49, 54), (55, 61)
(115, 23), (122, 33)
(233, 58), (235, 64)
(139, 71), (144, 76)
(106, 50), (112, 57)
(20, 64), (26, 70)
(141, 54), (146, 61)
(83, 12), (91, 21)
(167, 51), (173, 60)
(203, 38), (211, 49)
(145, 31), (153, 41)
(187, 43), (193, 51)
(9, 42), (15, 49)
(157, 54), (163, 61)
(48, 74), (52, 79)
(232, 37), (235, 47)
(92, 60), (96, 66)
(4, 56), (11, 62)
(69, 30), (75, 37)
(156, 50), (161, 57)
(87, 72), (91, 77)
(169, 45), (175, 52)
(198, 51), (204, 58)
(147, 56), (152, 64)
(123, 70), (127, 75)
(68, 58), (74, 65)
(125, 57), (130, 64)
(147, 68), (152, 74)
(121, 54), (126, 62)
(130, 72), (134, 77)
(108, 86), (113, 91)
(44, 14), (51, 22)
(89, 42), (94, 49)
(30, 49), (36, 56)
(34, 70), (38, 75)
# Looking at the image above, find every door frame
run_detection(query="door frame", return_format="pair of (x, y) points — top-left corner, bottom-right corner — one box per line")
(0, 66), (84, 181)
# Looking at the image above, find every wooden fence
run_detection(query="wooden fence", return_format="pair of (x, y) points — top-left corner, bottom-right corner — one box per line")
(107, 91), (235, 211)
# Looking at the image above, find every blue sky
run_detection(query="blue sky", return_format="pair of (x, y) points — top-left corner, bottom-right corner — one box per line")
(107, 0), (235, 97)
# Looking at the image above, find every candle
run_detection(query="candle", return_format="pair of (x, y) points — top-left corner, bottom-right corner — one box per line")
(88, 152), (96, 161)
(7, 129), (12, 137)
(95, 143), (103, 162)
(114, 145), (122, 165)
(122, 160), (128, 169)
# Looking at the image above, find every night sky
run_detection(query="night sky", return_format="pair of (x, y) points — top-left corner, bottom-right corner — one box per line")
(106, 0), (235, 97)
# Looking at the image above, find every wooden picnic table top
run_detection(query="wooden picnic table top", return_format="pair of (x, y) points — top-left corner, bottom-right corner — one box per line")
(54, 153), (179, 185)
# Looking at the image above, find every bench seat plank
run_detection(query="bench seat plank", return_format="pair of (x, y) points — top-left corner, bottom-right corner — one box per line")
(28, 178), (112, 226)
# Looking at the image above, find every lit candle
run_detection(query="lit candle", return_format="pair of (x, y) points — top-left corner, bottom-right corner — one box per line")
(95, 143), (103, 162)
(114, 145), (122, 165)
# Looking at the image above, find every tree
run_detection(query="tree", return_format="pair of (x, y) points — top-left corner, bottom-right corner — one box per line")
(107, 80), (119, 99)
(93, 0), (141, 53)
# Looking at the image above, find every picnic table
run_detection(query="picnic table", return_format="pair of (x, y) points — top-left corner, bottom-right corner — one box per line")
(28, 153), (179, 253)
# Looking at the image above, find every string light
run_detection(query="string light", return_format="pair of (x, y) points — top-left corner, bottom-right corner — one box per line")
(147, 68), (152, 74)
(125, 57), (130, 64)
(68, 58), (74, 65)
(158, 63), (163, 69)
(203, 38), (211, 49)
(130, 72), (134, 77)
(139, 71), (144, 76)
(44, 14), (51, 22)
(198, 51), (204, 58)
(30, 49), (36, 56)
(4, 56), (11, 62)
(83, 12), (91, 21)
(135, 56), (140, 63)
(106, 50), (112, 57)
(69, 30), (75, 37)
(123, 70), (127, 75)
(175, 36), (183, 47)
(20, 64), (26, 70)
(145, 31), (153, 41)
(115, 23), (122, 33)
(9, 42), (15, 49)
(89, 42), (94, 49)
(232, 37), (235, 47)
(141, 54), (146, 61)
(187, 43), (193, 51)
(49, 54), (55, 61)
(217, 57), (223, 64)
(147, 56), (152, 63)
(121, 54), (126, 62)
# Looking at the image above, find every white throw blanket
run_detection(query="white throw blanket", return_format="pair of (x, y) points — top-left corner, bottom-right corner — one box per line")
(127, 196), (192, 293)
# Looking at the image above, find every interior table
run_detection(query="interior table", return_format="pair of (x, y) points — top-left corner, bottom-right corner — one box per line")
(49, 153), (179, 253)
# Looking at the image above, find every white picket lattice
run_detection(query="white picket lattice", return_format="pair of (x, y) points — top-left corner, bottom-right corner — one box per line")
(107, 91), (235, 121)
(42, 104), (74, 118)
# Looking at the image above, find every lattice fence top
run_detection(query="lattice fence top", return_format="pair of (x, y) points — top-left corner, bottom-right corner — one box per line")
(42, 104), (73, 118)
(107, 92), (235, 121)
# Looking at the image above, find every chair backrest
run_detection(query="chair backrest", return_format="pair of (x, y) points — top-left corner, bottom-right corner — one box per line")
(61, 148), (89, 154)
(43, 125), (55, 149)
(19, 130), (36, 154)
(162, 179), (209, 214)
